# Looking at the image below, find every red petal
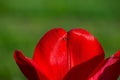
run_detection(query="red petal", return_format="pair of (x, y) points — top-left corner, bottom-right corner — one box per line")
(63, 28), (104, 80)
(33, 28), (68, 80)
(64, 54), (104, 80)
(14, 50), (47, 80)
(67, 28), (104, 67)
(88, 50), (120, 80)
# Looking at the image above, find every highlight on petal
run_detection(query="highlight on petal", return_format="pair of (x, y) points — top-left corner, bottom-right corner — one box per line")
(88, 50), (120, 80)
(67, 28), (104, 67)
(14, 50), (47, 80)
(33, 28), (68, 80)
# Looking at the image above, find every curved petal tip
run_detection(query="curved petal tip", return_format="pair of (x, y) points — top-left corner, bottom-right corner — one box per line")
(113, 50), (120, 58)
(14, 50), (41, 80)
(14, 50), (27, 64)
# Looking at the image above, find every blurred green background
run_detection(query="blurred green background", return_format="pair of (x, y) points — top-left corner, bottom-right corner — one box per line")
(0, 0), (120, 80)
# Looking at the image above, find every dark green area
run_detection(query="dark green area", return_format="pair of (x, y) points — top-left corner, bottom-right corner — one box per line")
(0, 0), (120, 80)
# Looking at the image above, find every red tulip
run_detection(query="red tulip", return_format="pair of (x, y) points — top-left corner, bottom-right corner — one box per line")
(14, 28), (120, 80)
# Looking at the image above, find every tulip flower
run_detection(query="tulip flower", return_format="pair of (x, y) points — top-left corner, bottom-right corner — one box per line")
(14, 28), (120, 80)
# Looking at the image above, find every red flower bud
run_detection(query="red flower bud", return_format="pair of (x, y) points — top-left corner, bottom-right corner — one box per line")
(14, 28), (120, 80)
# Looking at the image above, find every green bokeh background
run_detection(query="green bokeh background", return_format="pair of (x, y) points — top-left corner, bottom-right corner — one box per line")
(0, 0), (120, 80)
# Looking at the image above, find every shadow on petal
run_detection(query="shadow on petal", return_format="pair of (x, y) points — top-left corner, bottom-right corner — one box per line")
(63, 54), (104, 80)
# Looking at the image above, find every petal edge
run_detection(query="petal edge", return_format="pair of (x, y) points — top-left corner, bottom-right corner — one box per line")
(14, 50), (47, 80)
